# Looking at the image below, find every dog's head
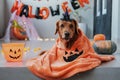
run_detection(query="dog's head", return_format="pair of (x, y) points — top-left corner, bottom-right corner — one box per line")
(55, 19), (79, 42)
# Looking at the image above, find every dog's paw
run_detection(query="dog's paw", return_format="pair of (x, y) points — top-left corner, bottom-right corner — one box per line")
(99, 55), (115, 62)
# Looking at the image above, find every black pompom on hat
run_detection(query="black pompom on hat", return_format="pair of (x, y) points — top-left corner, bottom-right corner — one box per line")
(61, 8), (73, 21)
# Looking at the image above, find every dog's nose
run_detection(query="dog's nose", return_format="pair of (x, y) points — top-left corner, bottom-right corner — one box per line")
(64, 32), (70, 37)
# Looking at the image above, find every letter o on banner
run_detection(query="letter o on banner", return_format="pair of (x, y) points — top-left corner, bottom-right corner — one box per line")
(40, 7), (49, 19)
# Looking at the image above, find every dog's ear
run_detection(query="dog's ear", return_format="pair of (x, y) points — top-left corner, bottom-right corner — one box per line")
(55, 21), (59, 35)
(72, 20), (79, 35)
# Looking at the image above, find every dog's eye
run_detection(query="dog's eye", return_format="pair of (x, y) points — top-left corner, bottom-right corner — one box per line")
(60, 24), (64, 28)
(70, 24), (73, 28)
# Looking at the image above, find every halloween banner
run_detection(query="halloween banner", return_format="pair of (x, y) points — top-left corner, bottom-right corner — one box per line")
(11, 0), (89, 20)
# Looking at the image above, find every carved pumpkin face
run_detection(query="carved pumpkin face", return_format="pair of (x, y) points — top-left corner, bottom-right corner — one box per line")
(63, 49), (83, 62)
(2, 43), (25, 62)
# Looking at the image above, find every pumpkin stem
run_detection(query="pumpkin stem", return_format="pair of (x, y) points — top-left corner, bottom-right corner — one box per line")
(12, 20), (22, 29)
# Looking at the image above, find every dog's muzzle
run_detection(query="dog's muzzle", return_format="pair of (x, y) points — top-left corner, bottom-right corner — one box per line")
(64, 31), (70, 40)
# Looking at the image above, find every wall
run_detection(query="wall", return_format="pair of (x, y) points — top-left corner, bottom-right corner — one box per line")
(4, 0), (94, 38)
(111, 0), (120, 52)
(0, 0), (5, 38)
(78, 0), (94, 38)
(118, 0), (120, 41)
(112, 0), (120, 41)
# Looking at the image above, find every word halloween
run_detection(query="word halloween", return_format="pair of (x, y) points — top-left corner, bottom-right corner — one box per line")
(11, 0), (89, 19)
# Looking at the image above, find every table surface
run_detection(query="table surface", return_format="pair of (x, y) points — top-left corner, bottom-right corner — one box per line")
(0, 40), (120, 68)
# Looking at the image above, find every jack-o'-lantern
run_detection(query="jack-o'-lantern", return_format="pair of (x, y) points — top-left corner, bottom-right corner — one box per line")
(2, 43), (25, 62)
(63, 48), (83, 62)
(11, 20), (28, 40)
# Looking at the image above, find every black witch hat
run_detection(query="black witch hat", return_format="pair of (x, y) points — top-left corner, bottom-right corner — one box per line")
(61, 8), (73, 21)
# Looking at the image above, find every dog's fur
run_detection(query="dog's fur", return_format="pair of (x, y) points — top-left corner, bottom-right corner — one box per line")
(55, 20), (80, 49)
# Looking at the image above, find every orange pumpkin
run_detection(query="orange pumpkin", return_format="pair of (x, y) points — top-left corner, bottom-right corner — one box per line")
(2, 43), (25, 62)
(12, 27), (27, 40)
(11, 20), (28, 40)
(94, 34), (106, 41)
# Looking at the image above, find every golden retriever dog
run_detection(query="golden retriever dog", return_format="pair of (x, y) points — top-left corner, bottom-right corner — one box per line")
(27, 11), (114, 80)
